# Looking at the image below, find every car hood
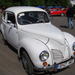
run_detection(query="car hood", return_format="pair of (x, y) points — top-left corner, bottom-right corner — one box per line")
(19, 23), (65, 44)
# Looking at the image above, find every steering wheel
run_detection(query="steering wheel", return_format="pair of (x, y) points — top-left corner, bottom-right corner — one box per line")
(37, 19), (45, 23)
(22, 19), (32, 24)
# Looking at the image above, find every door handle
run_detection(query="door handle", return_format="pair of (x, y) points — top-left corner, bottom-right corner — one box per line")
(8, 26), (12, 33)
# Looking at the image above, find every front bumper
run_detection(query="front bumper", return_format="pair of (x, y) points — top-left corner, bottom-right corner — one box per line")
(34, 57), (74, 72)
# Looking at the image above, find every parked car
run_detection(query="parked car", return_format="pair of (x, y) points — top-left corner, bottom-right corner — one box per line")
(0, 6), (75, 75)
(49, 8), (68, 16)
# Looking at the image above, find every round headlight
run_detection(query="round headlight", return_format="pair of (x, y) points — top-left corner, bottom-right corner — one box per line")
(39, 51), (49, 62)
(73, 42), (75, 51)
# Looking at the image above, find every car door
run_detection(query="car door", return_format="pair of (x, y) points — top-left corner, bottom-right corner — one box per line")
(4, 11), (19, 49)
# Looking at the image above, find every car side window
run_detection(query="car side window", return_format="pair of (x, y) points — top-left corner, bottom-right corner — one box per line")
(7, 12), (16, 24)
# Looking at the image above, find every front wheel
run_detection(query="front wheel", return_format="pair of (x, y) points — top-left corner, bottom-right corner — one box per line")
(21, 50), (34, 75)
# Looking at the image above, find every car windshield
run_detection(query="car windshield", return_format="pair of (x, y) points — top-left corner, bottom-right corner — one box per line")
(17, 11), (50, 25)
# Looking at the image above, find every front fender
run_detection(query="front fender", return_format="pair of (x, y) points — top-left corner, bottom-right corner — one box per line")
(0, 23), (6, 39)
(0, 24), (3, 33)
(63, 32), (75, 55)
(18, 38), (52, 68)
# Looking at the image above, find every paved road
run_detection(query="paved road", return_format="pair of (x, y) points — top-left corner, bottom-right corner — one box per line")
(0, 16), (75, 75)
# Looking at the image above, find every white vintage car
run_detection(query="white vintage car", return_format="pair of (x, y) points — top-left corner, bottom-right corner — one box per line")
(0, 6), (75, 75)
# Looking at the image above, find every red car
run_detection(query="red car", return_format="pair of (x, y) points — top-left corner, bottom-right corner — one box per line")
(49, 8), (68, 16)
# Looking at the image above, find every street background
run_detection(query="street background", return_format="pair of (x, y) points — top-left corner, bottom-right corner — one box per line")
(0, 16), (75, 75)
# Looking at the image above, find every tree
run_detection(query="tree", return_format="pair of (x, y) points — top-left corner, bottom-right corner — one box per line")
(0, 0), (13, 7)
(44, 0), (49, 6)
(29, 0), (44, 6)
(0, 0), (71, 8)
(46, 0), (70, 7)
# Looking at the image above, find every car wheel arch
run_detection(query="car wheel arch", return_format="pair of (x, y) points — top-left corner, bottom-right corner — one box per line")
(19, 47), (34, 66)
(19, 47), (35, 74)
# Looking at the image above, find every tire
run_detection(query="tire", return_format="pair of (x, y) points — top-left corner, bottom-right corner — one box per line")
(21, 50), (34, 75)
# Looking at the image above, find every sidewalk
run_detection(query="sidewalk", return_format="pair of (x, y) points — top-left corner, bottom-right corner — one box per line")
(51, 16), (75, 36)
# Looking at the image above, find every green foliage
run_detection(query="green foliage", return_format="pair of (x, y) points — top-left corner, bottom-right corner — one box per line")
(45, 0), (70, 7)
(29, 0), (45, 6)
(0, 0), (20, 7)
(0, 0), (71, 8)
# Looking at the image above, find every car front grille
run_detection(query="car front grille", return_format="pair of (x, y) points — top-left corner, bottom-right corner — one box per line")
(51, 49), (64, 63)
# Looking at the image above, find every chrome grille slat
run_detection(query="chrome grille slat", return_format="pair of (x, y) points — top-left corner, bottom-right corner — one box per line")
(51, 49), (64, 63)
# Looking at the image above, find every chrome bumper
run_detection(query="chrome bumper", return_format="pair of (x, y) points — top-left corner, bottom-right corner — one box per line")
(34, 57), (74, 72)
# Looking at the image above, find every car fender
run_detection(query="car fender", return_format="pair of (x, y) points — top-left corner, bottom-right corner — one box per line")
(18, 38), (52, 68)
(0, 24), (6, 39)
(63, 32), (75, 55)
(0, 24), (3, 33)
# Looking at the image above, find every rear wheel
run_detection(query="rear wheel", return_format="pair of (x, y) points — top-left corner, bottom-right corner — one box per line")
(21, 50), (34, 75)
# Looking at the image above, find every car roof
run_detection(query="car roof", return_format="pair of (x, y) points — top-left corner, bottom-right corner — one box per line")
(5, 6), (46, 14)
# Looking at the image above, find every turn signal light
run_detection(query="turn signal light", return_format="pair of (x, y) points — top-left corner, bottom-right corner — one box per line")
(73, 52), (75, 55)
(43, 62), (48, 66)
